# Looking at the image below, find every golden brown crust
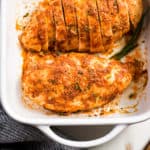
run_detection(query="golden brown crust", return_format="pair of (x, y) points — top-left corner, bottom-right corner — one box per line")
(22, 52), (133, 113)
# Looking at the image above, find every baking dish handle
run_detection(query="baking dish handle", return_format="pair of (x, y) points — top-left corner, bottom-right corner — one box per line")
(38, 125), (127, 148)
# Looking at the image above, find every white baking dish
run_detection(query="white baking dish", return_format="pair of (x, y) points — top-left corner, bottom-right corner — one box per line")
(0, 0), (150, 148)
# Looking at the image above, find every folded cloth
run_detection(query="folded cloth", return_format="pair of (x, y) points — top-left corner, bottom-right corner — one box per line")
(0, 104), (80, 150)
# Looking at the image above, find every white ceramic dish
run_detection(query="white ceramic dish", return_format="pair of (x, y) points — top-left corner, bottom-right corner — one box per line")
(0, 0), (150, 148)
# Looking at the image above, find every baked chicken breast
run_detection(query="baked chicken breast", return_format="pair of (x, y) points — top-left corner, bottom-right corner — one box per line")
(22, 52), (134, 113)
(19, 0), (143, 53)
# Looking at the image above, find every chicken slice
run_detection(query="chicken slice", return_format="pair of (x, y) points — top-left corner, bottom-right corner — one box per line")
(19, 12), (42, 51)
(20, 1), (55, 52)
(22, 52), (134, 113)
(126, 0), (143, 28)
(44, 2), (56, 50)
(97, 0), (113, 52)
(62, 0), (78, 51)
(107, 0), (122, 42)
(36, 11), (49, 51)
(50, 0), (68, 51)
(87, 0), (104, 52)
(117, 0), (130, 35)
(37, 0), (55, 50)
(74, 0), (90, 52)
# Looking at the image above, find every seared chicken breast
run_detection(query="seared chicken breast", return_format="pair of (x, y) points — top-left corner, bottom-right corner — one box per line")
(20, 0), (143, 53)
(22, 52), (134, 113)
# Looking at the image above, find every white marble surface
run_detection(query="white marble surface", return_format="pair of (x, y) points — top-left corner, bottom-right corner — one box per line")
(92, 120), (150, 150)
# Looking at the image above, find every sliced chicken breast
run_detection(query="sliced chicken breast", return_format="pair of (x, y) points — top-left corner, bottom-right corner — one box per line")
(19, 0), (143, 53)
